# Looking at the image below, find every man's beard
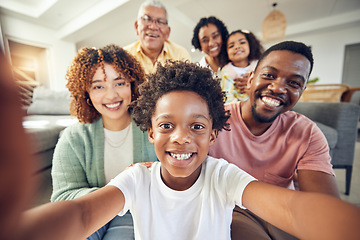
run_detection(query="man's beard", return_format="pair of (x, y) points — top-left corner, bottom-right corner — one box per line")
(251, 103), (280, 123)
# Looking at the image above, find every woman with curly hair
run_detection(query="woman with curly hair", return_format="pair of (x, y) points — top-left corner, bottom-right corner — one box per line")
(221, 29), (264, 103)
(191, 16), (229, 77)
(50, 44), (156, 240)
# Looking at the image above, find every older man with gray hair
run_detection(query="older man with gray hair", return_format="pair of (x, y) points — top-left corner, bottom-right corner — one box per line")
(124, 0), (191, 74)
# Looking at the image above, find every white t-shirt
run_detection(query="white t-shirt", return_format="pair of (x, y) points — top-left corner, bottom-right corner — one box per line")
(108, 156), (256, 240)
(232, 63), (250, 76)
(104, 124), (133, 183)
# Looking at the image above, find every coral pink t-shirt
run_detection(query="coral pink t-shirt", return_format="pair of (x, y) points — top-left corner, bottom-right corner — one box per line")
(208, 101), (334, 189)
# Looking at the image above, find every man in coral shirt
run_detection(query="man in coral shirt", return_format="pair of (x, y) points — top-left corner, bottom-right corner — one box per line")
(209, 41), (339, 240)
(124, 0), (190, 75)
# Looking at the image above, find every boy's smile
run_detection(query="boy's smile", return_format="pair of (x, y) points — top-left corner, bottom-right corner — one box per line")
(148, 90), (217, 191)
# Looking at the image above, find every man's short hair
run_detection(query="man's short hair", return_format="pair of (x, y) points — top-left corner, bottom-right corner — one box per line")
(256, 41), (314, 76)
(137, 0), (168, 20)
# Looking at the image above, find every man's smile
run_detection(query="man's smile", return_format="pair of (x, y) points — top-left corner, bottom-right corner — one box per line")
(261, 96), (281, 107)
(146, 32), (159, 38)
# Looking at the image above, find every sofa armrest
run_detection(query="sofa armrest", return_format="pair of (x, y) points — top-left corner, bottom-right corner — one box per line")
(341, 86), (360, 102)
(292, 101), (360, 166)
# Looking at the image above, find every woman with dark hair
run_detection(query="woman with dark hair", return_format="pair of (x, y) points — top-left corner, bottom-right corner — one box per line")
(191, 16), (229, 77)
(51, 44), (156, 240)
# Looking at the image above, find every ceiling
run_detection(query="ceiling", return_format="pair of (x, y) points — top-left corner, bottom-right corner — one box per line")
(1, 0), (360, 56)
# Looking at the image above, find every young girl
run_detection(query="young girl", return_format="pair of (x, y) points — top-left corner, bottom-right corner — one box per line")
(191, 16), (229, 78)
(221, 30), (263, 103)
(19, 60), (360, 240)
(50, 44), (156, 239)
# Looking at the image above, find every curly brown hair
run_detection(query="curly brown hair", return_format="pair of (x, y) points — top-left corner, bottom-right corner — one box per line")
(131, 60), (230, 133)
(66, 44), (146, 123)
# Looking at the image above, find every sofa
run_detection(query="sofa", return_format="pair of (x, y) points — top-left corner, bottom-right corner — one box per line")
(22, 87), (77, 174)
(292, 101), (360, 195)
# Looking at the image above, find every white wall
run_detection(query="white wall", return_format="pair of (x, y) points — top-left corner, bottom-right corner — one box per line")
(1, 12), (359, 89)
(264, 23), (360, 84)
(0, 14), (76, 90)
(190, 23), (360, 85)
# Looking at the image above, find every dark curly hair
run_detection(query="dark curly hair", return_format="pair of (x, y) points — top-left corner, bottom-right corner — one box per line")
(131, 60), (230, 133)
(226, 30), (264, 62)
(191, 16), (229, 67)
(66, 44), (146, 123)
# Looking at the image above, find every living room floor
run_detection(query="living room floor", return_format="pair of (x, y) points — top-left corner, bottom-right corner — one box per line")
(29, 135), (360, 208)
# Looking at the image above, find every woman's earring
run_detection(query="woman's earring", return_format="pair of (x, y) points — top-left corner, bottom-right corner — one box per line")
(87, 98), (93, 106)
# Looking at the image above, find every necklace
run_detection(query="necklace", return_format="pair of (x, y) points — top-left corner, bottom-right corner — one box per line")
(104, 124), (131, 148)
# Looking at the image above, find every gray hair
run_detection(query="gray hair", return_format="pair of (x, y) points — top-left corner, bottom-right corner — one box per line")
(137, 0), (168, 20)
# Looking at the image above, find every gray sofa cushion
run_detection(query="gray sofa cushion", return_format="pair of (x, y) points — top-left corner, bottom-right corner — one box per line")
(27, 87), (71, 115)
(23, 115), (78, 153)
(26, 127), (64, 153)
(314, 121), (337, 149)
(23, 115), (78, 173)
(292, 101), (359, 166)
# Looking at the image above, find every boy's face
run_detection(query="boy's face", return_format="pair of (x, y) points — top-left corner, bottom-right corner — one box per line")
(148, 90), (217, 190)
